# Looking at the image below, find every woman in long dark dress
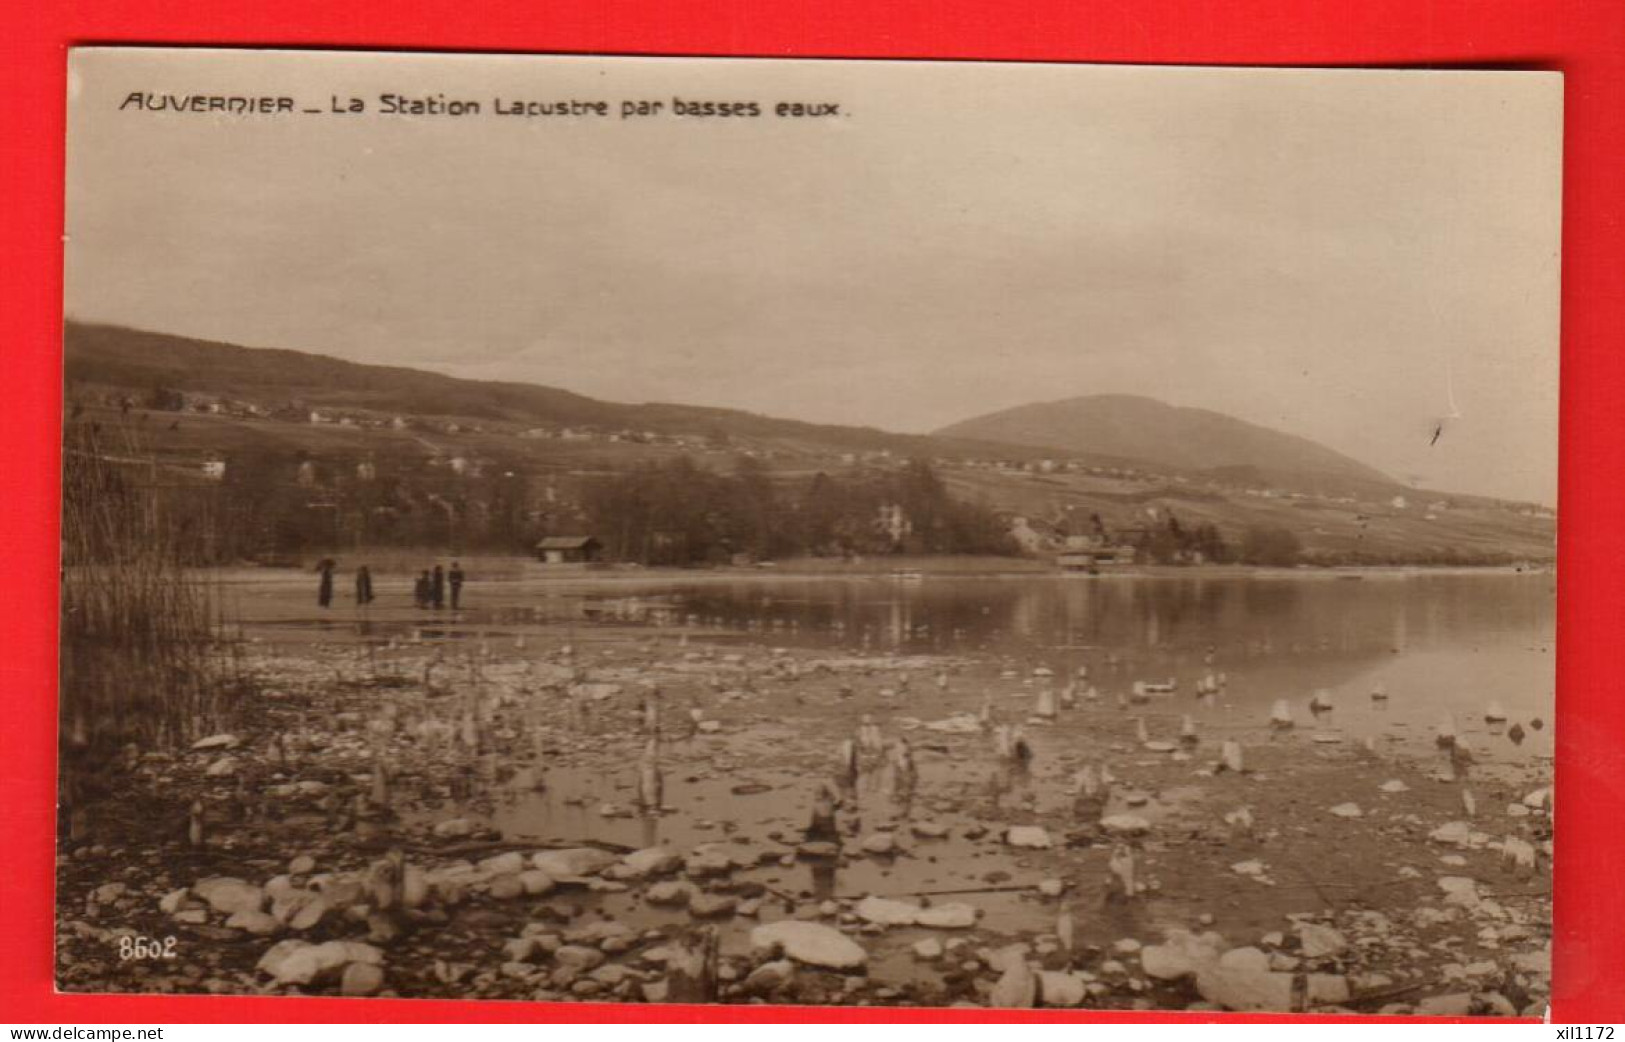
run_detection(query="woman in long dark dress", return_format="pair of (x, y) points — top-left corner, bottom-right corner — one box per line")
(317, 559), (335, 608)
(355, 565), (374, 605)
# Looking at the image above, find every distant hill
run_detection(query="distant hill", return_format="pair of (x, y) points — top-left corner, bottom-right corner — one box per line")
(935, 394), (1398, 493)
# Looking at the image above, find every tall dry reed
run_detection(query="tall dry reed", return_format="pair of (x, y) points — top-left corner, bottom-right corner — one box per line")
(58, 420), (246, 824)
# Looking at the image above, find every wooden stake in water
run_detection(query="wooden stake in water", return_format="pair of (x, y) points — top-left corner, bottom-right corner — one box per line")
(638, 737), (664, 814)
(371, 753), (390, 808)
(1056, 911), (1075, 953)
(807, 782), (840, 842)
(836, 737), (859, 791)
(1106, 843), (1137, 903)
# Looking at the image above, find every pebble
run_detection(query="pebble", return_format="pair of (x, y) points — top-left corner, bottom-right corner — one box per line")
(644, 881), (693, 907)
(1037, 971), (1087, 1007)
(1100, 814), (1151, 836)
(553, 945), (606, 972)
(860, 833), (899, 856)
(1297, 923), (1349, 959)
(689, 894), (738, 918)
(341, 962), (385, 997)
(1004, 826), (1052, 849)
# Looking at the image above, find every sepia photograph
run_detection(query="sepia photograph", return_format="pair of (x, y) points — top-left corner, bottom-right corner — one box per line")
(56, 48), (1560, 1015)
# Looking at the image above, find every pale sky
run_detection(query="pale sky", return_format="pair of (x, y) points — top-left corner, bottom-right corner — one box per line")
(66, 50), (1562, 504)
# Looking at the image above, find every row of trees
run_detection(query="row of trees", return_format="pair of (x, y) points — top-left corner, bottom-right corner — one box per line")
(1131, 512), (1304, 567)
(582, 456), (1016, 566)
(208, 449), (539, 560)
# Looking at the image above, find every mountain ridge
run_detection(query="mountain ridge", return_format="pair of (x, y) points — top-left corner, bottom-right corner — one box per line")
(934, 392), (1397, 491)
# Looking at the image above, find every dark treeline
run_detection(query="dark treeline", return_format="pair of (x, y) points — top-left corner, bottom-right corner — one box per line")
(1133, 513), (1236, 565)
(1130, 512), (1306, 567)
(585, 456), (1016, 566)
(211, 447), (539, 560)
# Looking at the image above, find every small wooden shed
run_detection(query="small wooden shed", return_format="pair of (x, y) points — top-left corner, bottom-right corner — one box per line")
(535, 535), (604, 565)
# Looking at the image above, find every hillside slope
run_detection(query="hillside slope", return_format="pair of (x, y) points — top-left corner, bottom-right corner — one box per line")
(936, 394), (1396, 491)
(62, 322), (1031, 460)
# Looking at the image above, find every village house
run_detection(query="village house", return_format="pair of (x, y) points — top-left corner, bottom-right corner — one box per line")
(1056, 534), (1139, 572)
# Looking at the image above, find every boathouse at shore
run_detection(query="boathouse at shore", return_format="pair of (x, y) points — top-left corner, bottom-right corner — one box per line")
(535, 535), (604, 565)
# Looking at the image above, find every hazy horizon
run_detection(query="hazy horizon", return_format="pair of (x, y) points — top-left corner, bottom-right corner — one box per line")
(66, 50), (1563, 504)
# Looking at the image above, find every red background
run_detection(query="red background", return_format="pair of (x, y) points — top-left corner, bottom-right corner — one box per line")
(4, 0), (1622, 1024)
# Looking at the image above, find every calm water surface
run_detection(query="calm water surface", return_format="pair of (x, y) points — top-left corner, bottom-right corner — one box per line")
(588, 571), (1556, 761)
(234, 568), (1556, 763)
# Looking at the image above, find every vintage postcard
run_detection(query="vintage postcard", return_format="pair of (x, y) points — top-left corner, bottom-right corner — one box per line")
(58, 48), (1560, 1013)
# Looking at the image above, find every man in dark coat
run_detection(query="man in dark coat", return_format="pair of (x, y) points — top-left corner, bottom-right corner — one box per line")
(414, 570), (431, 609)
(449, 562), (465, 610)
(355, 565), (374, 605)
(431, 565), (446, 609)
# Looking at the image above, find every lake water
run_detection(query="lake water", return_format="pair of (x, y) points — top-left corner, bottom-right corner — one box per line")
(576, 570), (1557, 764)
(237, 567), (1556, 765)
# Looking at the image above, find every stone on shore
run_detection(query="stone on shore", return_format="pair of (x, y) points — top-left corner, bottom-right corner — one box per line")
(1100, 814), (1151, 837)
(341, 962), (385, 997)
(750, 921), (868, 971)
(644, 881), (694, 907)
(1195, 966), (1294, 1011)
(1297, 923), (1349, 959)
(1038, 971), (1087, 1007)
(618, 847), (682, 878)
(916, 903), (979, 929)
(989, 958), (1038, 1008)
(1141, 930), (1223, 981)
(226, 910), (283, 936)
(855, 896), (920, 926)
(193, 877), (265, 917)
(1004, 826), (1052, 848)
(532, 848), (618, 880)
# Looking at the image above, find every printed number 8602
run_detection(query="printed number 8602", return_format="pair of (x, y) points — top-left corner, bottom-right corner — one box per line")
(116, 935), (178, 961)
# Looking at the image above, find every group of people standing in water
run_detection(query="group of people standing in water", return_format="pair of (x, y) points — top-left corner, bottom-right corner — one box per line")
(413, 562), (466, 610)
(315, 559), (465, 610)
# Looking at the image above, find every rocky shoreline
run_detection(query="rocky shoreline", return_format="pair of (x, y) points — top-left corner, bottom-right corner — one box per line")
(56, 625), (1552, 1015)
